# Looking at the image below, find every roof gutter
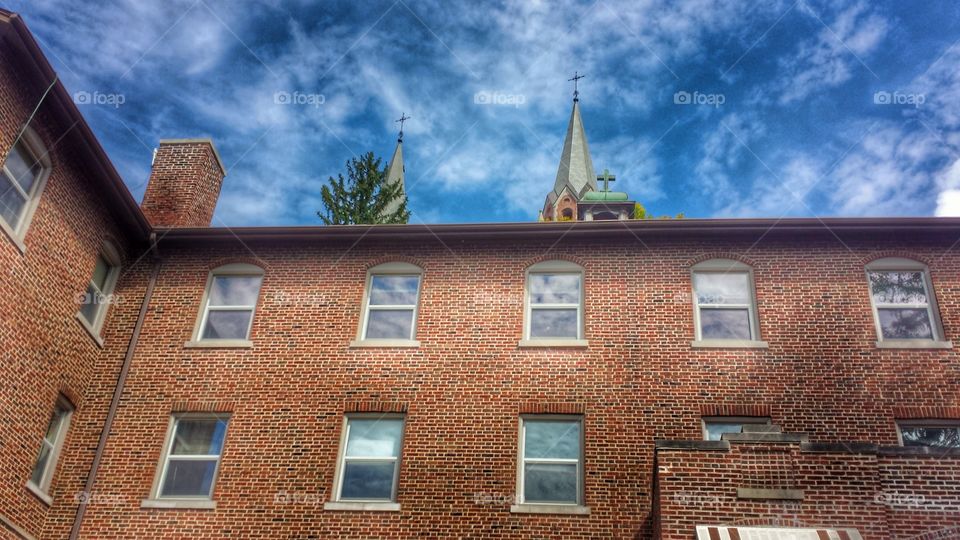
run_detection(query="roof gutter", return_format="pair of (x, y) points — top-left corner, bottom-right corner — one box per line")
(152, 217), (960, 246)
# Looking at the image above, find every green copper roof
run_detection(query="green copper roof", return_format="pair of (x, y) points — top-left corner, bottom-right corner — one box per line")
(582, 191), (629, 201)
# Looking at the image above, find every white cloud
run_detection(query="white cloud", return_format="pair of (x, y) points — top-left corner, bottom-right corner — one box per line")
(694, 112), (767, 209)
(935, 190), (960, 217)
(776, 2), (888, 104)
(719, 156), (822, 217)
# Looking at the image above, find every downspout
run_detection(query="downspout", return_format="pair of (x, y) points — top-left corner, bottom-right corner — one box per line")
(69, 235), (162, 539)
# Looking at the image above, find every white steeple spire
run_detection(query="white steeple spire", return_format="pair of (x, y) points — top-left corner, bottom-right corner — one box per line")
(383, 139), (405, 216)
(382, 113), (408, 217)
(552, 98), (597, 197)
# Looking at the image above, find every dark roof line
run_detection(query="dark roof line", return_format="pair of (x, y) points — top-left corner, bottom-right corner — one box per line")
(154, 217), (960, 245)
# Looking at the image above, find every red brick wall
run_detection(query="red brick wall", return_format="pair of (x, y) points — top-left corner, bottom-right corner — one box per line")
(58, 236), (960, 539)
(0, 42), (147, 539)
(140, 140), (224, 227)
(3, 18), (960, 540)
(656, 443), (960, 539)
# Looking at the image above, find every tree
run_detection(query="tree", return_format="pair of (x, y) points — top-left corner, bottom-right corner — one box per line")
(318, 152), (410, 225)
(634, 202), (683, 220)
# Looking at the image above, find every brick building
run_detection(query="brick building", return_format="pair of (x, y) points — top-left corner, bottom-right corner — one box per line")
(1, 8), (959, 540)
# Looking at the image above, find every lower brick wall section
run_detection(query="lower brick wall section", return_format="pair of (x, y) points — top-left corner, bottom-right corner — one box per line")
(655, 442), (960, 540)
(880, 455), (960, 539)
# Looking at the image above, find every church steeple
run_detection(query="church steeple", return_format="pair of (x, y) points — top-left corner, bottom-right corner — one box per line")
(551, 98), (598, 198)
(540, 75), (637, 222)
(382, 113), (408, 217)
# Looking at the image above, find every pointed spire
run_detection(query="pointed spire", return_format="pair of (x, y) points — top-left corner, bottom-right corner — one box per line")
(382, 134), (406, 217)
(552, 98), (597, 197)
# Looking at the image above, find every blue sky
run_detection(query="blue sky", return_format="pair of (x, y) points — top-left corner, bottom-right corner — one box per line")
(8, 0), (960, 225)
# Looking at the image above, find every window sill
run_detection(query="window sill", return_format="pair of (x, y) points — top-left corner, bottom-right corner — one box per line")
(518, 339), (589, 348)
(0, 218), (26, 255)
(183, 340), (253, 349)
(323, 501), (401, 512)
(691, 339), (769, 349)
(875, 340), (953, 350)
(25, 481), (52, 506)
(349, 339), (420, 348)
(510, 504), (590, 515)
(141, 498), (217, 509)
(75, 312), (105, 348)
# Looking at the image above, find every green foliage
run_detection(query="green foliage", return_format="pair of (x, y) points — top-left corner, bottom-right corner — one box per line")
(318, 152), (410, 225)
(633, 202), (647, 220)
(634, 202), (683, 220)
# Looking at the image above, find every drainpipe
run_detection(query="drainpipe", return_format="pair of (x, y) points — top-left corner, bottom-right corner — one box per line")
(69, 237), (162, 539)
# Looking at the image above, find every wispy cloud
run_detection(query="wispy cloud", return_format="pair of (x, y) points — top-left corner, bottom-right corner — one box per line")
(7, 0), (959, 224)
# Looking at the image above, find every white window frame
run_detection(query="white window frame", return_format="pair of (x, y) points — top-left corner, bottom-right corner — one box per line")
(26, 397), (73, 498)
(896, 420), (960, 447)
(150, 413), (230, 501)
(516, 415), (585, 507)
(190, 263), (264, 345)
(356, 262), (423, 345)
(701, 416), (771, 441)
(865, 258), (947, 346)
(522, 260), (586, 345)
(0, 127), (53, 250)
(691, 259), (762, 345)
(76, 243), (121, 337)
(331, 414), (405, 503)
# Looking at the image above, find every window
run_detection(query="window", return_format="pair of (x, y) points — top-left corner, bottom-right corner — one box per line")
(702, 416), (771, 441)
(28, 399), (72, 495)
(524, 261), (584, 341)
(517, 416), (583, 505)
(333, 415), (404, 502)
(898, 422), (960, 448)
(195, 264), (264, 342)
(0, 130), (50, 241)
(691, 259), (760, 342)
(359, 263), (422, 342)
(866, 258), (944, 343)
(155, 415), (229, 499)
(77, 247), (120, 335)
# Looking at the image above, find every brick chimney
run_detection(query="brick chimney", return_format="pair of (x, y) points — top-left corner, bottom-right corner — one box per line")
(140, 139), (226, 227)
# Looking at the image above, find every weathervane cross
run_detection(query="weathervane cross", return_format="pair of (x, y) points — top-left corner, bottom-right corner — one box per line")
(395, 112), (411, 141)
(568, 71), (585, 101)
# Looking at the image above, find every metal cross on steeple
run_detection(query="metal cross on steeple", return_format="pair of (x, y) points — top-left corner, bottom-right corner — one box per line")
(568, 71), (585, 102)
(395, 112), (411, 142)
(597, 168), (616, 192)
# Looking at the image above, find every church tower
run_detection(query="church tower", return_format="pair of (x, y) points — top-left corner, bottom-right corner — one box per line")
(382, 113), (408, 218)
(541, 74), (635, 222)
